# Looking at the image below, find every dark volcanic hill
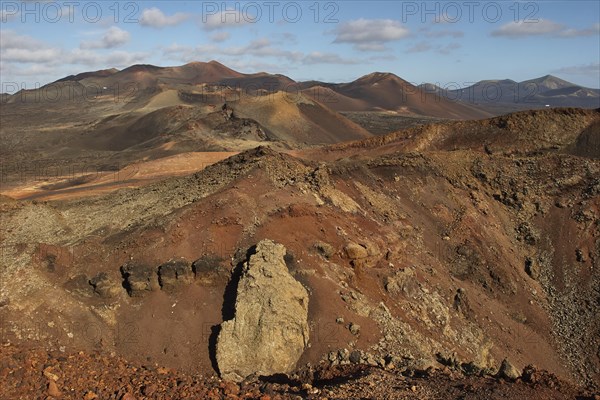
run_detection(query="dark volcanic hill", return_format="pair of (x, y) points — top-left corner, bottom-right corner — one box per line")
(421, 75), (600, 114)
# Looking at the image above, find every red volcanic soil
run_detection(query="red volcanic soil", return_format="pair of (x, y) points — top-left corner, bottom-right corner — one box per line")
(0, 344), (591, 399)
(301, 72), (492, 119)
(0, 108), (599, 398)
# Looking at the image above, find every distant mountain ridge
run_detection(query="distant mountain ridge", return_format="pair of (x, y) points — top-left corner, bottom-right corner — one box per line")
(419, 74), (600, 113)
(10, 62), (600, 117)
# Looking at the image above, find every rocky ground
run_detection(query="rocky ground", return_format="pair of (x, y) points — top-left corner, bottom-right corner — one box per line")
(340, 112), (446, 135)
(1, 108), (599, 398)
(1, 344), (596, 400)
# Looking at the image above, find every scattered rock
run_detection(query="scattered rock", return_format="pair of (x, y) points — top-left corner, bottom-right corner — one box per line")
(384, 268), (418, 297)
(460, 361), (483, 376)
(89, 272), (121, 298)
(349, 350), (361, 364)
(343, 242), (368, 260)
(349, 323), (361, 336)
(436, 352), (460, 369)
(555, 198), (569, 208)
(43, 366), (59, 381)
(313, 241), (334, 259)
(158, 258), (193, 292)
(515, 222), (539, 245)
(216, 240), (310, 382)
(47, 380), (62, 397)
(335, 317), (344, 324)
(453, 288), (473, 319)
(222, 381), (240, 396)
(575, 248), (587, 263)
(524, 257), (539, 280)
(521, 364), (539, 383)
(83, 392), (98, 400)
(120, 263), (159, 297)
(498, 358), (521, 381)
(141, 384), (157, 396)
(63, 274), (94, 297)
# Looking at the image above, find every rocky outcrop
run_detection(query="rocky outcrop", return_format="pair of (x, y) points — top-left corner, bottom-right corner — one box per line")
(157, 258), (193, 292)
(89, 272), (121, 298)
(192, 256), (228, 286)
(344, 242), (368, 260)
(216, 240), (310, 382)
(120, 263), (159, 297)
(498, 358), (521, 381)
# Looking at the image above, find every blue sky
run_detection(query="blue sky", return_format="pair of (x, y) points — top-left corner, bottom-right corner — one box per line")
(1, 1), (599, 92)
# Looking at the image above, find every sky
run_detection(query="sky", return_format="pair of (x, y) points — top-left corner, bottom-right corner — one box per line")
(1, 0), (599, 92)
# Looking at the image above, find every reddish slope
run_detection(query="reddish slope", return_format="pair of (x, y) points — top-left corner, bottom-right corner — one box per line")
(302, 72), (492, 119)
(65, 61), (293, 92)
(299, 107), (600, 161)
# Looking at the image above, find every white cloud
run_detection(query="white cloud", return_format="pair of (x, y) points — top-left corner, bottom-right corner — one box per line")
(553, 63), (600, 76)
(0, 29), (41, 50)
(66, 49), (102, 66)
(224, 60), (287, 74)
(163, 39), (357, 67)
(0, 28), (147, 78)
(354, 43), (388, 52)
(405, 41), (461, 55)
(333, 19), (409, 51)
(492, 20), (599, 38)
(140, 7), (189, 28)
(1, 63), (56, 77)
(368, 54), (397, 62)
(302, 52), (360, 65)
(425, 30), (464, 38)
(278, 32), (298, 44)
(80, 26), (130, 49)
(218, 38), (303, 62)
(406, 42), (432, 53)
(438, 42), (461, 55)
(63, 48), (148, 68)
(103, 51), (150, 67)
(0, 30), (60, 62)
(201, 11), (252, 30)
(2, 48), (62, 63)
(249, 39), (301, 60)
(558, 22), (600, 37)
(211, 31), (231, 43)
(492, 19), (565, 37)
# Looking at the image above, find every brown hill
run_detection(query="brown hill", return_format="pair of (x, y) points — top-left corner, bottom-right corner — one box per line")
(301, 72), (492, 120)
(61, 61), (292, 94)
(231, 91), (371, 145)
(55, 68), (120, 83)
(300, 85), (369, 111)
(305, 107), (600, 161)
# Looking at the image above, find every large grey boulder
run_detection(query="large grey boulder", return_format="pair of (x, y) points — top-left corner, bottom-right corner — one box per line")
(216, 239), (310, 382)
